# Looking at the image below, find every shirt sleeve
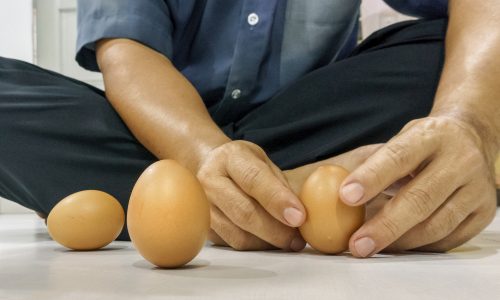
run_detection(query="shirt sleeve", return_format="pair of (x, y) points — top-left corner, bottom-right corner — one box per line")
(383, 0), (449, 18)
(76, 0), (174, 72)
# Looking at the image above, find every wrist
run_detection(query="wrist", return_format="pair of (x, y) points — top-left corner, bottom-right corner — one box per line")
(184, 133), (231, 174)
(430, 106), (500, 165)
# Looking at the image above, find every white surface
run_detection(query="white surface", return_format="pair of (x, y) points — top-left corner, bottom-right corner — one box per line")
(1, 212), (500, 300)
(0, 197), (33, 214)
(0, 0), (33, 63)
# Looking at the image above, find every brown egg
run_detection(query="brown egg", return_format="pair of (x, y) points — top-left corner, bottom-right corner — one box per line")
(495, 156), (499, 187)
(47, 190), (125, 250)
(299, 165), (365, 254)
(127, 160), (210, 268)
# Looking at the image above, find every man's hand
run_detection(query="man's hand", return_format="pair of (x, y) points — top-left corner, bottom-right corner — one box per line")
(198, 140), (307, 251)
(340, 116), (497, 257)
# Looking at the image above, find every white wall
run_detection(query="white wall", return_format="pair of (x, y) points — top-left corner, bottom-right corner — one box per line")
(0, 0), (35, 214)
(0, 0), (34, 62)
(35, 0), (104, 88)
(360, 0), (414, 38)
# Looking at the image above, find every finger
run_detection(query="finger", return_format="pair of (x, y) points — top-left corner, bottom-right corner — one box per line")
(226, 152), (306, 227)
(335, 144), (385, 171)
(385, 185), (479, 252)
(208, 177), (306, 251)
(416, 191), (497, 253)
(365, 193), (391, 221)
(267, 159), (293, 189)
(340, 126), (438, 206)
(210, 205), (275, 251)
(415, 184), (497, 252)
(382, 175), (413, 197)
(348, 159), (461, 257)
(208, 229), (228, 247)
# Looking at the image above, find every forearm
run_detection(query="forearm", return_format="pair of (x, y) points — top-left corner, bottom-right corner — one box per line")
(431, 0), (500, 162)
(96, 39), (230, 172)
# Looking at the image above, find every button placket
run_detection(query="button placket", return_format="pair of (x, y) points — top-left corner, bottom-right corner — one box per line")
(222, 1), (279, 108)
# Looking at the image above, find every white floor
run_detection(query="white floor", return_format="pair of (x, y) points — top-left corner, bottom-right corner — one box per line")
(1, 211), (500, 300)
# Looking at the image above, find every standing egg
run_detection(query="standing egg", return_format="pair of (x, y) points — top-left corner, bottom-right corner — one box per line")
(127, 160), (210, 268)
(47, 190), (125, 250)
(299, 165), (364, 254)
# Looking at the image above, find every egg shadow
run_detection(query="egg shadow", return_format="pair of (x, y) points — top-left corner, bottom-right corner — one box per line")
(209, 244), (301, 255)
(301, 247), (344, 256)
(132, 259), (276, 279)
(133, 259), (210, 270)
(54, 245), (130, 253)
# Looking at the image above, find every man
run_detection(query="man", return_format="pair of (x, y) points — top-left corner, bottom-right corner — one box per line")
(0, 0), (498, 258)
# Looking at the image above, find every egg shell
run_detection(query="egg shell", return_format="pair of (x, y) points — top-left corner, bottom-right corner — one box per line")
(47, 190), (125, 250)
(495, 156), (499, 187)
(127, 160), (210, 268)
(299, 165), (365, 254)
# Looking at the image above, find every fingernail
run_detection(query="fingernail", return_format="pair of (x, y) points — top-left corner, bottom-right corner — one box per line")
(354, 237), (376, 257)
(342, 183), (364, 204)
(283, 207), (304, 227)
(290, 237), (306, 252)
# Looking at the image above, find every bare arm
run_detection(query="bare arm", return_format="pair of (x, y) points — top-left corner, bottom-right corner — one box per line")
(96, 38), (306, 251)
(96, 39), (230, 172)
(431, 0), (500, 162)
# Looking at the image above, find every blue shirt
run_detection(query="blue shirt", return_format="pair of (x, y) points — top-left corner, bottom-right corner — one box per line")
(77, 0), (448, 122)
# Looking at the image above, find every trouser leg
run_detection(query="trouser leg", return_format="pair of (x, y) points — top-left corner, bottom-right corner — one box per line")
(0, 57), (156, 240)
(230, 19), (447, 170)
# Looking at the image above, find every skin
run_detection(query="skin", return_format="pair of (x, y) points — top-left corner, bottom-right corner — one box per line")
(339, 0), (500, 257)
(97, 0), (500, 255)
(97, 40), (306, 251)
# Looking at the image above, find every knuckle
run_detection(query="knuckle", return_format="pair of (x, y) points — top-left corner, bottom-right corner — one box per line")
(236, 202), (258, 226)
(421, 117), (442, 132)
(196, 170), (211, 185)
(385, 143), (411, 169)
(463, 148), (483, 165)
(203, 183), (225, 206)
(363, 164), (385, 187)
(449, 200), (470, 221)
(378, 216), (400, 240)
(424, 214), (455, 239)
(265, 189), (288, 210)
(458, 150), (485, 178)
(401, 118), (422, 132)
(239, 140), (265, 155)
(227, 140), (246, 153)
(240, 166), (262, 192)
(196, 161), (211, 178)
(404, 187), (435, 217)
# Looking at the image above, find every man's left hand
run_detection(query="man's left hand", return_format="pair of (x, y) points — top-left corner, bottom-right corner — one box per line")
(340, 115), (497, 257)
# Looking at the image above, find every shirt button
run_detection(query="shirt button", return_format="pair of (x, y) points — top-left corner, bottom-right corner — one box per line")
(247, 13), (259, 26)
(231, 89), (242, 99)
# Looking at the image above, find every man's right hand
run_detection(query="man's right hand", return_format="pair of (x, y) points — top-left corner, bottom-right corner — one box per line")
(197, 140), (307, 251)
(96, 39), (306, 251)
